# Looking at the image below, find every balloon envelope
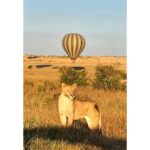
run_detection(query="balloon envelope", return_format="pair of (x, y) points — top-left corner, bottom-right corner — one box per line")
(62, 33), (86, 61)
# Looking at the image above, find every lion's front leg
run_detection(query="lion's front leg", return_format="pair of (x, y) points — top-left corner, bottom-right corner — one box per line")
(59, 114), (68, 126)
(67, 114), (74, 127)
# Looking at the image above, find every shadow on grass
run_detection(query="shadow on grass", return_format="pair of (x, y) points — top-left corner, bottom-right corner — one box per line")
(35, 64), (53, 69)
(69, 66), (85, 71)
(24, 125), (126, 150)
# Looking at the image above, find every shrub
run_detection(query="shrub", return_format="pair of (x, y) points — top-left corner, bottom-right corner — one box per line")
(59, 66), (88, 86)
(28, 65), (33, 69)
(93, 65), (125, 90)
(116, 70), (127, 80)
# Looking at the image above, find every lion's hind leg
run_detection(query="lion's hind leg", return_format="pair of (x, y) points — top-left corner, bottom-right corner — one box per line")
(85, 116), (99, 130)
(84, 116), (94, 129)
(84, 107), (100, 130)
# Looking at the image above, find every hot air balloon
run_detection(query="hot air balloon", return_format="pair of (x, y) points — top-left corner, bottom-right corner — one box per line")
(62, 33), (86, 62)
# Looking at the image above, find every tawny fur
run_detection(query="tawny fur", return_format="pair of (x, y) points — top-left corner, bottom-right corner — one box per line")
(58, 83), (101, 130)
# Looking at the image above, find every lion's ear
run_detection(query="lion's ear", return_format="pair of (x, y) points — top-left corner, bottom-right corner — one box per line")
(72, 83), (77, 90)
(62, 83), (66, 88)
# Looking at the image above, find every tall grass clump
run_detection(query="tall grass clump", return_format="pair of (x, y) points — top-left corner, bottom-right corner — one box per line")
(44, 80), (57, 91)
(37, 85), (46, 93)
(93, 65), (126, 90)
(59, 66), (88, 86)
(24, 80), (34, 87)
(37, 81), (58, 93)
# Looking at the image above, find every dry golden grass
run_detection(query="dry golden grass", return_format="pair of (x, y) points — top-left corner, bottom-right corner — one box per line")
(24, 56), (126, 81)
(24, 56), (126, 150)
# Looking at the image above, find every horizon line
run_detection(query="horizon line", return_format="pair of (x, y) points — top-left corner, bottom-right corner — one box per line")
(24, 54), (127, 57)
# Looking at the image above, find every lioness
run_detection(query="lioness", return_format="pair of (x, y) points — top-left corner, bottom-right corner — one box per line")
(58, 83), (101, 131)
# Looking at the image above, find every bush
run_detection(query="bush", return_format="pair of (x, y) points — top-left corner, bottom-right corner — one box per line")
(116, 70), (127, 80)
(28, 65), (33, 69)
(59, 66), (88, 86)
(93, 65), (125, 90)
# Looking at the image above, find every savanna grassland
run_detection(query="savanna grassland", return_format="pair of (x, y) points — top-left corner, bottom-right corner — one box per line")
(24, 56), (127, 150)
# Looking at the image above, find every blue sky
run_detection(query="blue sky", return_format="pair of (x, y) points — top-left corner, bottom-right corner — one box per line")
(24, 0), (126, 56)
